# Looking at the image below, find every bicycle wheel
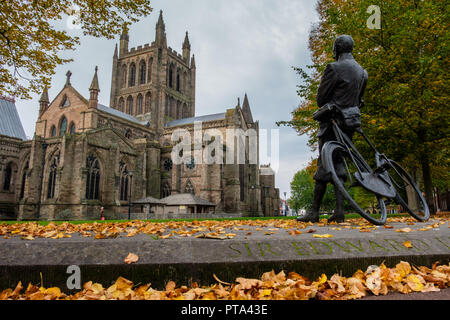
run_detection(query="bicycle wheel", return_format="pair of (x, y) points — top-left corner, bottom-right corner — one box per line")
(322, 141), (388, 225)
(383, 160), (430, 222)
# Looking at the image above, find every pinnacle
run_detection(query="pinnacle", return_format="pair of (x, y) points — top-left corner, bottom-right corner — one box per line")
(39, 86), (49, 103)
(89, 66), (100, 92)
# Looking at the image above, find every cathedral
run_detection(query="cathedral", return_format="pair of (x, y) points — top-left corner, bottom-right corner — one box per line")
(0, 11), (280, 220)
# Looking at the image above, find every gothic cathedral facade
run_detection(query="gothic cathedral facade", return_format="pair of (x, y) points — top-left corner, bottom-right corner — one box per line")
(0, 11), (280, 220)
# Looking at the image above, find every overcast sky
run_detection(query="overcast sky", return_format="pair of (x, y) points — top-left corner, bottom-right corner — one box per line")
(16, 0), (320, 199)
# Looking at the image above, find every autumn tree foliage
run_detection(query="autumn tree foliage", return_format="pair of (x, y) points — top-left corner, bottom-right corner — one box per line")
(0, 0), (152, 99)
(281, 0), (449, 213)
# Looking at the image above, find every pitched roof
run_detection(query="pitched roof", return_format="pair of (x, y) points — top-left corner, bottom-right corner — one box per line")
(97, 104), (149, 126)
(0, 97), (27, 140)
(161, 193), (216, 206)
(165, 112), (226, 128)
(133, 196), (163, 205)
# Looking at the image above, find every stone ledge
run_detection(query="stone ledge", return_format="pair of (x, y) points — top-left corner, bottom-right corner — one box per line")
(0, 226), (448, 291)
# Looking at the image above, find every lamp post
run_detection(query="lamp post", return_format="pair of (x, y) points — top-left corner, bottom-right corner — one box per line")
(251, 185), (255, 217)
(284, 192), (287, 216)
(128, 171), (133, 220)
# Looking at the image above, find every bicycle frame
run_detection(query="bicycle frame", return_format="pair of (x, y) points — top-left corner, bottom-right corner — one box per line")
(330, 120), (397, 198)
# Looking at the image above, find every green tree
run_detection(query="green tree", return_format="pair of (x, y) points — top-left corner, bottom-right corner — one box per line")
(280, 0), (449, 213)
(289, 168), (335, 213)
(0, 0), (152, 99)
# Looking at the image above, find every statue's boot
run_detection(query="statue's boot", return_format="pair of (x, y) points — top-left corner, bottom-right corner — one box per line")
(328, 185), (345, 223)
(297, 181), (327, 223)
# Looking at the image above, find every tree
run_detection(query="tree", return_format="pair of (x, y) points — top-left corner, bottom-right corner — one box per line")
(289, 162), (336, 214)
(279, 0), (449, 214)
(0, 0), (152, 99)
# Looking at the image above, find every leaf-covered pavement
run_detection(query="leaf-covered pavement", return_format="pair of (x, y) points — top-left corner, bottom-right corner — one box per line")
(1, 215), (449, 241)
(1, 261), (448, 300)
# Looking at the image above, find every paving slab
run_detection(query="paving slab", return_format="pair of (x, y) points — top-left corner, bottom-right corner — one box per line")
(0, 218), (449, 292)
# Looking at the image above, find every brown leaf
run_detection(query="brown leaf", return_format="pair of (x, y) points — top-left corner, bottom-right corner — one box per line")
(213, 274), (231, 286)
(124, 253), (139, 264)
(165, 281), (176, 292)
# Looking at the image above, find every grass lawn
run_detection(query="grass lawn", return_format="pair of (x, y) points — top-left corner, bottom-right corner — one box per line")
(0, 213), (410, 225)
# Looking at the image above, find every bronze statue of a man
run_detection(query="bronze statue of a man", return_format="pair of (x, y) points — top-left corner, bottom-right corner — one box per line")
(297, 35), (368, 223)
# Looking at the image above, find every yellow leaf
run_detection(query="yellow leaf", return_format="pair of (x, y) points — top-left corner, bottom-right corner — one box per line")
(313, 234), (333, 238)
(406, 275), (424, 292)
(318, 274), (327, 285)
(403, 241), (413, 249)
(44, 287), (61, 298)
(261, 289), (272, 297)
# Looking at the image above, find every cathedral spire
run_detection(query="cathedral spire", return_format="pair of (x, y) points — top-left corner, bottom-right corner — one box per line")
(119, 24), (129, 55)
(242, 93), (254, 124)
(183, 31), (191, 62)
(191, 54), (196, 69)
(155, 10), (166, 47)
(89, 66), (100, 109)
(39, 86), (49, 118)
(113, 43), (118, 58)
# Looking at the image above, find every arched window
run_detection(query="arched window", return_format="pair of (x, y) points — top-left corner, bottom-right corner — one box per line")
(148, 58), (153, 83)
(19, 161), (29, 199)
(137, 94), (143, 115)
(176, 101), (182, 119)
(69, 122), (76, 134)
(184, 180), (195, 195)
(182, 104), (189, 118)
(139, 61), (146, 85)
(145, 92), (151, 114)
(3, 163), (12, 191)
(129, 63), (136, 87)
(119, 162), (131, 201)
(183, 71), (188, 93)
(127, 96), (133, 115)
(176, 70), (181, 92)
(121, 65), (127, 88)
(47, 155), (59, 199)
(118, 97), (125, 112)
(162, 183), (171, 198)
(59, 116), (68, 136)
(168, 65), (174, 88)
(85, 155), (100, 200)
(50, 125), (56, 138)
(165, 96), (169, 117)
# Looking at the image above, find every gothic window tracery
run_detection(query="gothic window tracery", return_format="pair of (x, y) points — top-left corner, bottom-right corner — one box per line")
(139, 61), (146, 85)
(85, 155), (100, 200)
(162, 183), (171, 198)
(59, 116), (68, 136)
(119, 161), (131, 201)
(129, 63), (136, 87)
(137, 94), (143, 114)
(184, 180), (195, 195)
(47, 154), (59, 199)
(127, 96), (133, 115)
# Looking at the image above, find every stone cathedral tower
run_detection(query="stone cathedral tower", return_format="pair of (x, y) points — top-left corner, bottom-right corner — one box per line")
(109, 10), (196, 134)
